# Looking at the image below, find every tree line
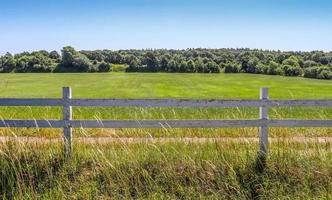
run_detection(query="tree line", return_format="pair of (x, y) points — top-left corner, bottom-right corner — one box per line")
(1, 46), (332, 79)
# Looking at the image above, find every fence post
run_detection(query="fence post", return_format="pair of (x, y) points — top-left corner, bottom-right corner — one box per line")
(63, 87), (72, 156)
(259, 88), (269, 155)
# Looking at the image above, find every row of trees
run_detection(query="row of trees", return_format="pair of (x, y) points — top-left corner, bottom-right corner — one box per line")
(0, 47), (112, 73)
(1, 47), (332, 79)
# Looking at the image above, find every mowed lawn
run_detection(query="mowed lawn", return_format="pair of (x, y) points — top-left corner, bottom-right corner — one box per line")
(1, 73), (332, 98)
(1, 73), (332, 137)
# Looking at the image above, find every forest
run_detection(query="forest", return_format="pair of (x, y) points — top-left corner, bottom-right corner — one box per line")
(1, 46), (332, 79)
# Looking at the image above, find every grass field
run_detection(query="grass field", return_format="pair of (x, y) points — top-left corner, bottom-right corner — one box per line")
(1, 73), (332, 98)
(1, 73), (332, 199)
(1, 73), (332, 137)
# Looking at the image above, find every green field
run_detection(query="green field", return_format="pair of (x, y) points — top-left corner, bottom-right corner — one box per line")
(1, 73), (332, 199)
(1, 73), (332, 98)
(1, 73), (332, 137)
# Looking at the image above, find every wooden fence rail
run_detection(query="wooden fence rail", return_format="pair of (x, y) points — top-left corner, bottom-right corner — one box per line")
(1, 87), (332, 156)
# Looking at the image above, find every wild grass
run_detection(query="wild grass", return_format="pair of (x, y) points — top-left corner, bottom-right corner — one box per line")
(0, 140), (331, 199)
(1, 106), (332, 138)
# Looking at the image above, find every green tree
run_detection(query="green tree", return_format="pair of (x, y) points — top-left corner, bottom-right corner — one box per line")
(127, 58), (140, 72)
(282, 56), (300, 67)
(206, 61), (220, 73)
(194, 58), (205, 73)
(281, 65), (303, 76)
(98, 62), (112, 72)
(144, 52), (159, 72)
(61, 46), (77, 67)
(179, 61), (188, 72)
(160, 56), (169, 72)
(224, 62), (240, 73)
(303, 60), (319, 68)
(167, 59), (179, 72)
(60, 46), (92, 72)
(49, 51), (60, 60)
(247, 57), (259, 73)
(15, 56), (29, 72)
(0, 52), (16, 72)
(187, 60), (195, 72)
(237, 52), (252, 72)
(267, 61), (280, 75)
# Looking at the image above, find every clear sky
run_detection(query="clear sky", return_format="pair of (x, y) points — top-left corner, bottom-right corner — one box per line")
(1, 0), (332, 54)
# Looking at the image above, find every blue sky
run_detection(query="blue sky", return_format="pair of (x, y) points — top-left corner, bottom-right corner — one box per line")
(1, 0), (332, 54)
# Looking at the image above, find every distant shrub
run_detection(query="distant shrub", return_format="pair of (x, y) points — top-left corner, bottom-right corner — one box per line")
(281, 65), (303, 76)
(49, 51), (60, 60)
(282, 56), (300, 68)
(1, 47), (332, 80)
(28, 63), (56, 72)
(266, 61), (280, 75)
(319, 56), (331, 65)
(186, 60), (195, 72)
(0, 54), (16, 73)
(246, 58), (259, 73)
(303, 66), (332, 79)
(256, 63), (268, 74)
(179, 61), (188, 72)
(194, 58), (205, 73)
(224, 62), (240, 73)
(303, 60), (319, 68)
(303, 67), (319, 78)
(317, 66), (332, 79)
(58, 46), (93, 72)
(206, 61), (220, 73)
(98, 62), (112, 72)
(111, 64), (129, 72)
(317, 69), (332, 79)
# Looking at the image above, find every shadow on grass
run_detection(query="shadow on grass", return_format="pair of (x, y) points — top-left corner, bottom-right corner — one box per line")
(236, 152), (267, 200)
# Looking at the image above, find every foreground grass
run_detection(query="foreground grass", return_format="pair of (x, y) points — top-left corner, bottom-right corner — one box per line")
(0, 141), (331, 199)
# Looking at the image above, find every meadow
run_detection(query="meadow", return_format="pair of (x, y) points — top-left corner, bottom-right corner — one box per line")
(1, 73), (332, 137)
(1, 73), (332, 98)
(0, 73), (332, 199)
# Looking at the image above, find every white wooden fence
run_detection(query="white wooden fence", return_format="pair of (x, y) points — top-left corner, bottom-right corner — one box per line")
(1, 87), (332, 156)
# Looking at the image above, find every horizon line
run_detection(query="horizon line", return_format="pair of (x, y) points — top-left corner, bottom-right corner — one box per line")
(2, 47), (332, 56)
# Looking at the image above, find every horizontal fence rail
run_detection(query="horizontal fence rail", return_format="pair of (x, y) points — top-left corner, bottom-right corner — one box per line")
(2, 98), (332, 107)
(1, 87), (332, 156)
(1, 120), (332, 128)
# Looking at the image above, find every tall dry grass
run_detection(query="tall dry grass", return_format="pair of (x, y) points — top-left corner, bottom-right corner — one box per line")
(0, 139), (331, 199)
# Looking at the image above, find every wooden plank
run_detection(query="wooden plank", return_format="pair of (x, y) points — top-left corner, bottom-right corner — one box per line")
(69, 119), (264, 128)
(0, 98), (63, 106)
(68, 99), (264, 107)
(1, 98), (332, 108)
(259, 88), (269, 155)
(268, 120), (332, 127)
(63, 87), (72, 156)
(1, 119), (332, 128)
(268, 100), (332, 107)
(65, 99), (332, 107)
